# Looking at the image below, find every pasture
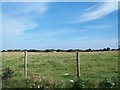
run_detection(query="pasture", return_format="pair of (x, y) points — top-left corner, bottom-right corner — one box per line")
(1, 51), (118, 88)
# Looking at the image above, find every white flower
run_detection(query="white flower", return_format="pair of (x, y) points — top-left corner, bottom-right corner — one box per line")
(34, 79), (37, 82)
(64, 73), (69, 76)
(39, 79), (42, 82)
(33, 84), (35, 86)
(70, 80), (74, 83)
(43, 76), (45, 79)
(37, 86), (40, 88)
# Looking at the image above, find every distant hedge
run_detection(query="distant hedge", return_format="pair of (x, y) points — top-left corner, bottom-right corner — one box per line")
(1, 47), (119, 52)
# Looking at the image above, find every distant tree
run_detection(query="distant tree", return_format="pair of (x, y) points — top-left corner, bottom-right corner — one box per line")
(111, 49), (115, 51)
(28, 49), (38, 52)
(67, 49), (74, 52)
(14, 49), (21, 52)
(103, 48), (107, 51)
(106, 47), (110, 51)
(99, 49), (103, 51)
(45, 49), (52, 52)
(85, 48), (92, 52)
(103, 47), (110, 51)
(51, 49), (56, 52)
(74, 49), (81, 52)
(1, 50), (7, 52)
(7, 49), (13, 52)
(56, 49), (62, 52)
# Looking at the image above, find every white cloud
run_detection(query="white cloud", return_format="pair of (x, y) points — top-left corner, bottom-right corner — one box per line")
(5, 3), (49, 16)
(85, 4), (98, 12)
(40, 29), (73, 37)
(71, 36), (89, 40)
(74, 2), (118, 23)
(2, 2), (49, 37)
(2, 15), (38, 37)
(70, 36), (102, 41)
(38, 29), (87, 37)
(83, 25), (110, 29)
(25, 3), (47, 14)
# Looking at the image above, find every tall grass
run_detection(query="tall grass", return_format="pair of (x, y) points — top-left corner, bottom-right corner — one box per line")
(1, 51), (118, 88)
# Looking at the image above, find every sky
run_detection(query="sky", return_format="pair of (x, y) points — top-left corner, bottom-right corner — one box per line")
(1, 1), (119, 50)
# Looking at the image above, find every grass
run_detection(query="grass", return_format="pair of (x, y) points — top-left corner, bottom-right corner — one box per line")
(1, 51), (118, 88)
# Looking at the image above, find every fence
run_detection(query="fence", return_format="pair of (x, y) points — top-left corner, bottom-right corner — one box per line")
(2, 51), (118, 84)
(23, 51), (80, 80)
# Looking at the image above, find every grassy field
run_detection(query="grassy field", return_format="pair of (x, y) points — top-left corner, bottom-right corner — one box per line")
(1, 51), (118, 88)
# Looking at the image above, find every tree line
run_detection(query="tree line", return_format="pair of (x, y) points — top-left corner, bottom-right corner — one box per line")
(1, 47), (119, 52)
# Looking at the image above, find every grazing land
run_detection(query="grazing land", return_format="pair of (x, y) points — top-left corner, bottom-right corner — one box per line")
(1, 51), (118, 88)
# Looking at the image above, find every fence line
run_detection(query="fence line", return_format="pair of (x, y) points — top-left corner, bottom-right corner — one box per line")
(76, 52), (80, 78)
(23, 51), (80, 79)
(24, 51), (27, 80)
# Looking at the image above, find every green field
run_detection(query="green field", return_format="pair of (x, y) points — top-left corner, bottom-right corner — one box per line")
(1, 51), (118, 88)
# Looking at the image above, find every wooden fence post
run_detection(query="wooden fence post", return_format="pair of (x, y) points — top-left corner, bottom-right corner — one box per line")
(24, 51), (27, 80)
(76, 51), (80, 78)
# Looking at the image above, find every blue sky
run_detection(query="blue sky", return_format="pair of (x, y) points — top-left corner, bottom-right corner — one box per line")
(1, 2), (118, 50)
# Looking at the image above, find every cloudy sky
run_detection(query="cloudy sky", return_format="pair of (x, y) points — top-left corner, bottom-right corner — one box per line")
(1, 1), (118, 50)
